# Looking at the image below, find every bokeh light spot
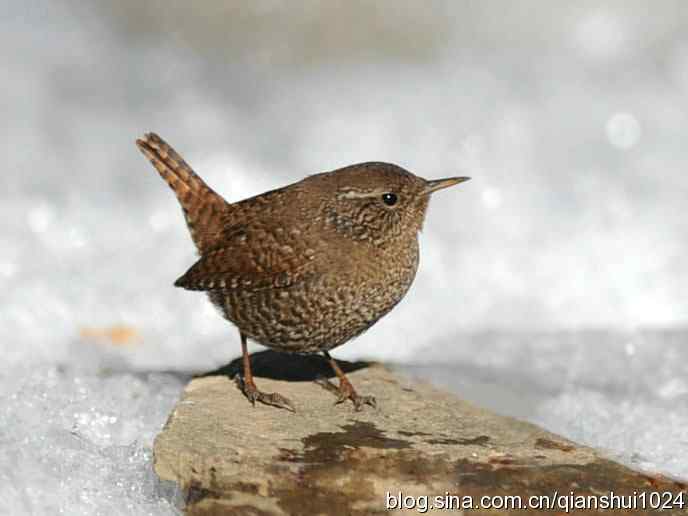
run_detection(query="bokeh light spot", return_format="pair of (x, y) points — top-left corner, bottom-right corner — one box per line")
(605, 112), (641, 149)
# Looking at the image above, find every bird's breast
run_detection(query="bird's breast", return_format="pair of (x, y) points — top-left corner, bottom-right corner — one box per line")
(316, 235), (420, 328)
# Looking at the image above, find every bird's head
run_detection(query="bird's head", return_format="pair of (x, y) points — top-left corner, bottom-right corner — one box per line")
(310, 162), (469, 246)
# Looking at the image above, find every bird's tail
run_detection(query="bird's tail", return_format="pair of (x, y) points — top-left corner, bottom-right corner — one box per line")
(136, 133), (227, 253)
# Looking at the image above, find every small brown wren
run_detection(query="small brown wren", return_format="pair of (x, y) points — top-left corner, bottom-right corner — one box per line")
(136, 133), (469, 411)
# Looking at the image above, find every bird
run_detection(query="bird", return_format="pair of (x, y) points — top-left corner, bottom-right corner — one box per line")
(136, 133), (469, 411)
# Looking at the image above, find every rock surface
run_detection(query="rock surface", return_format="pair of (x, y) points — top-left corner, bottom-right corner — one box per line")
(154, 352), (687, 515)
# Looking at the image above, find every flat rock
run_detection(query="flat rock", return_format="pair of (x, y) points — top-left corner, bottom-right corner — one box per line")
(154, 351), (687, 515)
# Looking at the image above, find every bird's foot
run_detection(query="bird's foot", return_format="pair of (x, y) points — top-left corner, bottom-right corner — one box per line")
(234, 375), (295, 412)
(316, 375), (376, 411)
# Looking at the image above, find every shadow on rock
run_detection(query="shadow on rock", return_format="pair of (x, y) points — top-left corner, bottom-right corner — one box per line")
(197, 349), (374, 382)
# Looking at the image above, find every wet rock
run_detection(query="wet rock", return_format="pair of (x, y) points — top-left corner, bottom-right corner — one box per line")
(154, 351), (687, 515)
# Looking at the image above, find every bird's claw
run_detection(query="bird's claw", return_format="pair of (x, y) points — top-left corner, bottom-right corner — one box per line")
(331, 379), (377, 411)
(235, 375), (295, 412)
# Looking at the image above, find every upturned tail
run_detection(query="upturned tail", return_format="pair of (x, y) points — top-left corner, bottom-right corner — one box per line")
(136, 133), (228, 253)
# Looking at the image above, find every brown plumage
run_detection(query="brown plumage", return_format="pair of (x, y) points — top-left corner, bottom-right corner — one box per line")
(136, 132), (469, 411)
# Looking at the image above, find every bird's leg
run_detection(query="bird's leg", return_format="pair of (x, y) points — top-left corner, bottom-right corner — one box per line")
(235, 333), (295, 412)
(322, 351), (376, 411)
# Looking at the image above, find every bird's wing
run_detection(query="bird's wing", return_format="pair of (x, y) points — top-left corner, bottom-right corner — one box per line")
(173, 222), (320, 292)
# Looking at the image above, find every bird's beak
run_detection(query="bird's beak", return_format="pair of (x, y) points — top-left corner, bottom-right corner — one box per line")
(423, 176), (471, 194)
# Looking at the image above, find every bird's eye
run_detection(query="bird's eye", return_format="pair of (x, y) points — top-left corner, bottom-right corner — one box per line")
(381, 192), (398, 206)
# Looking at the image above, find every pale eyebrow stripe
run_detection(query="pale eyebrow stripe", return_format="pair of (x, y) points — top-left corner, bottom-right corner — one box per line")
(337, 189), (388, 199)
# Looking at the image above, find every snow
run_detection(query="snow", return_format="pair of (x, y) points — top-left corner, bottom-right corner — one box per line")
(2, 2), (688, 514)
(0, 366), (184, 515)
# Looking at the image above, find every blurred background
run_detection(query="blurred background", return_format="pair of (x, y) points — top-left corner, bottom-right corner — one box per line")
(2, 1), (688, 514)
